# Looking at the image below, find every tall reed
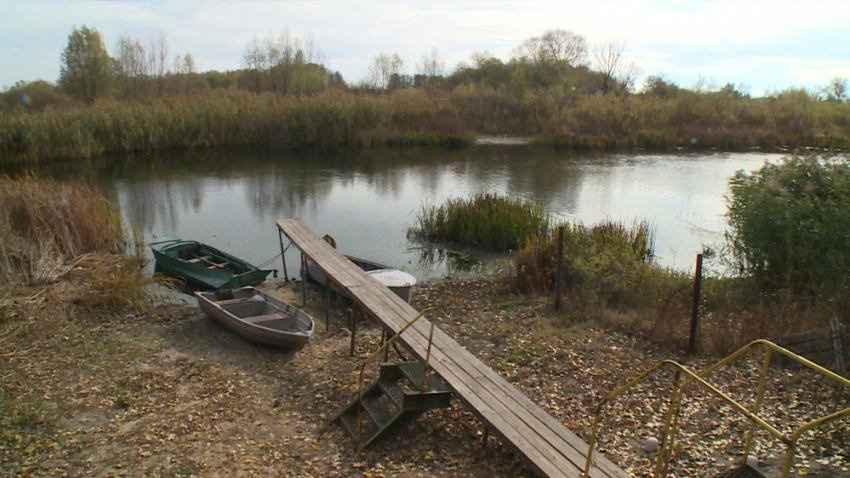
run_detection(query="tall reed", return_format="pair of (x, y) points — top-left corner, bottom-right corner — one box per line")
(513, 219), (657, 302)
(0, 90), (475, 164)
(3, 87), (848, 165)
(409, 192), (550, 251)
(0, 176), (125, 285)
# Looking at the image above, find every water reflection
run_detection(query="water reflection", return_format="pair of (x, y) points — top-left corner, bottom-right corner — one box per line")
(3, 146), (778, 279)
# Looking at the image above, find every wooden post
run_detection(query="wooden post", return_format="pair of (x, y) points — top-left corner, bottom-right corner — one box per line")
(482, 427), (489, 449)
(554, 226), (565, 311)
(349, 307), (357, 357)
(688, 254), (704, 354)
(382, 330), (390, 362)
(278, 230), (289, 282)
(300, 252), (307, 306)
(325, 275), (331, 332)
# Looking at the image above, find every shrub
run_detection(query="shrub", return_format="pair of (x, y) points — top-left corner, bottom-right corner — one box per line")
(725, 154), (850, 296)
(513, 219), (662, 309)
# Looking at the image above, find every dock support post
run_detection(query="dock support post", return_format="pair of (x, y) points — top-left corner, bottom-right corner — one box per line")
(278, 230), (289, 282)
(300, 253), (307, 306)
(382, 330), (389, 362)
(349, 307), (357, 357)
(482, 427), (489, 449)
(325, 276), (331, 332)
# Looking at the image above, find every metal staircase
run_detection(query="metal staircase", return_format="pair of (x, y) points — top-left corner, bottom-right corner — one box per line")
(334, 361), (453, 450)
(329, 307), (453, 450)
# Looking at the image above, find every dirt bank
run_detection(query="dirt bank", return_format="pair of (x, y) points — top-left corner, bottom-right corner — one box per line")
(1, 276), (847, 477)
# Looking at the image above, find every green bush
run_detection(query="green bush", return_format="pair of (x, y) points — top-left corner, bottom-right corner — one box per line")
(726, 154), (850, 295)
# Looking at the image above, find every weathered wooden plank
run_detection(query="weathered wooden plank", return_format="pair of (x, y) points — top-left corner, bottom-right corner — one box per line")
(276, 218), (616, 476)
(774, 322), (847, 370)
(277, 218), (629, 478)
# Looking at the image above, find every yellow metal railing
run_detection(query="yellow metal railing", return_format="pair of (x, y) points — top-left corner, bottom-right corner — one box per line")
(356, 307), (436, 446)
(583, 339), (850, 478)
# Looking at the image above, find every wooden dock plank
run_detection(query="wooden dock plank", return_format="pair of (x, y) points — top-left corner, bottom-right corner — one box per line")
(277, 218), (629, 478)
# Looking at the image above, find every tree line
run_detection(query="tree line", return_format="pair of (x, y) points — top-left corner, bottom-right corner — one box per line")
(2, 25), (847, 120)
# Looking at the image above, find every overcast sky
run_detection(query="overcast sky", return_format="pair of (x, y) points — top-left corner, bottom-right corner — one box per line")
(2, 0), (849, 95)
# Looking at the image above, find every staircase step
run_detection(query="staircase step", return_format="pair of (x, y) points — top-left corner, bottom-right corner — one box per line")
(339, 408), (378, 445)
(379, 379), (404, 409)
(362, 392), (399, 427)
(711, 465), (766, 478)
(398, 361), (451, 393)
(333, 362), (454, 451)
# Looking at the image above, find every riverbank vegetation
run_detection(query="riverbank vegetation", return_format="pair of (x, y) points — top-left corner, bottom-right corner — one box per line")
(2, 27), (849, 164)
(409, 192), (550, 251)
(410, 156), (850, 355)
(0, 176), (149, 309)
(2, 175), (847, 475)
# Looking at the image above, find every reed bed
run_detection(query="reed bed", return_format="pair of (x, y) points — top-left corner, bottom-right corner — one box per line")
(0, 90), (474, 164)
(447, 86), (850, 150)
(0, 176), (125, 286)
(409, 192), (550, 251)
(3, 87), (849, 164)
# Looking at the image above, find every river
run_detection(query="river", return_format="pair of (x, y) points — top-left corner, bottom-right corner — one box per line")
(12, 146), (781, 280)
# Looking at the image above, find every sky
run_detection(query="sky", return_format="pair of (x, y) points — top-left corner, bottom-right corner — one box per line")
(2, 0), (849, 95)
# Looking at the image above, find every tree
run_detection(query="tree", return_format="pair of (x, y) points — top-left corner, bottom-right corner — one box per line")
(642, 74), (682, 99)
(114, 34), (147, 99)
(415, 47), (445, 91)
(148, 30), (169, 97)
(513, 29), (588, 66)
(826, 76), (848, 101)
(302, 33), (326, 66)
(242, 28), (327, 95)
(592, 39), (640, 95)
(59, 25), (112, 104)
(367, 52), (405, 90)
(242, 34), (265, 92)
(173, 52), (197, 95)
(690, 75), (717, 94)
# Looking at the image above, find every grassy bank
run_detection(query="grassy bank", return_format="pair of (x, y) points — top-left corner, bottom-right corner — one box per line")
(2, 87), (849, 164)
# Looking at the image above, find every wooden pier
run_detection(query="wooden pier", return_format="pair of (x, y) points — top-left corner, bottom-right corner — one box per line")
(277, 218), (629, 478)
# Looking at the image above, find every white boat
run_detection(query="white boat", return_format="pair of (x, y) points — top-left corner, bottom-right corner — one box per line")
(194, 287), (314, 350)
(306, 255), (417, 303)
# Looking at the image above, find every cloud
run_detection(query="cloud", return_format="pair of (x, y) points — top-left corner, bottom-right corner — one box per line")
(1, 0), (848, 93)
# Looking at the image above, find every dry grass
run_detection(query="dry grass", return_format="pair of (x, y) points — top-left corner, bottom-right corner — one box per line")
(509, 217), (847, 355)
(0, 176), (125, 286)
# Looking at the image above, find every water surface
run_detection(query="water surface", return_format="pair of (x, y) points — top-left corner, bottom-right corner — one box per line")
(12, 146), (780, 280)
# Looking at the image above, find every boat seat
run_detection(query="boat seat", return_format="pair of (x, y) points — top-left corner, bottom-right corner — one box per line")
(188, 255), (214, 264)
(242, 313), (285, 324)
(216, 297), (258, 306)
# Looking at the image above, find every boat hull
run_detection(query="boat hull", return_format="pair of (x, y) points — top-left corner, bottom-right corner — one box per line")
(151, 239), (271, 290)
(306, 255), (416, 302)
(195, 287), (314, 350)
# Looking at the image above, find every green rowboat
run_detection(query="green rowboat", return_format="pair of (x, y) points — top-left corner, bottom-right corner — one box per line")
(150, 238), (272, 290)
